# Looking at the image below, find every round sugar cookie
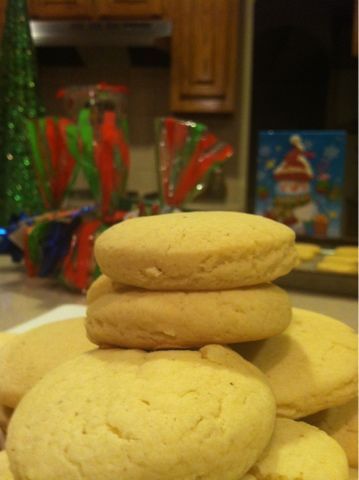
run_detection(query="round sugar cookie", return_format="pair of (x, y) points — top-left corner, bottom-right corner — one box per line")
(246, 418), (349, 480)
(233, 308), (358, 419)
(7, 346), (276, 480)
(335, 246), (358, 257)
(86, 274), (118, 303)
(295, 242), (321, 261)
(0, 318), (95, 408)
(322, 255), (358, 265)
(317, 260), (357, 274)
(305, 397), (358, 467)
(86, 275), (292, 349)
(95, 211), (297, 290)
(0, 451), (13, 480)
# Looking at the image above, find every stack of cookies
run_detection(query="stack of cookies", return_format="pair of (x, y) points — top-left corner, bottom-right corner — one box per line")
(86, 211), (296, 349)
(3, 212), (358, 480)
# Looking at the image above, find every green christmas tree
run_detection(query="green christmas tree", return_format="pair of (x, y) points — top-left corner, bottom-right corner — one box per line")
(0, 0), (45, 225)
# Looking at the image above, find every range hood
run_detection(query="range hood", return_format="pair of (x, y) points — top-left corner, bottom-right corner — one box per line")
(30, 20), (172, 47)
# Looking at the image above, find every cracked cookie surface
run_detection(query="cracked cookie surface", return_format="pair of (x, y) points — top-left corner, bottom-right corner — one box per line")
(86, 275), (292, 349)
(233, 308), (358, 419)
(7, 345), (276, 480)
(0, 319), (95, 408)
(245, 418), (349, 480)
(94, 212), (297, 290)
(305, 398), (358, 467)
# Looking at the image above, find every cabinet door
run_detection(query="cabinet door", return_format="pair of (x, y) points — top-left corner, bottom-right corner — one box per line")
(168, 0), (238, 113)
(28, 0), (93, 19)
(0, 0), (6, 38)
(96, 0), (163, 18)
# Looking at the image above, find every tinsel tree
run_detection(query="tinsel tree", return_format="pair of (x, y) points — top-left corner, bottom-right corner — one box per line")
(0, 0), (45, 225)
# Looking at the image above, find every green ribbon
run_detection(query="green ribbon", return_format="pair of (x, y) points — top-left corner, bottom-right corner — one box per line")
(77, 109), (101, 202)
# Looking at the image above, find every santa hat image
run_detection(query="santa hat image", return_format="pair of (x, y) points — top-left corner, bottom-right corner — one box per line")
(274, 134), (314, 182)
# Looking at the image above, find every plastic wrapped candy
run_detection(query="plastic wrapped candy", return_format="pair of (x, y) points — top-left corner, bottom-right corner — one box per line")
(26, 117), (77, 210)
(66, 108), (130, 219)
(21, 208), (94, 278)
(155, 117), (233, 208)
(60, 219), (107, 292)
(58, 83), (130, 219)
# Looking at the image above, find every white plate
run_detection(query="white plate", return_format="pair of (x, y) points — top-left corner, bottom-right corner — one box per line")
(7, 305), (87, 334)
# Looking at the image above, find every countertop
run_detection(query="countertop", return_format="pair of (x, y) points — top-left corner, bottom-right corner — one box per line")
(0, 257), (357, 332)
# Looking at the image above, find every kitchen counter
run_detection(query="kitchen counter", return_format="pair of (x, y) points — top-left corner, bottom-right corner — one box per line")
(0, 257), (357, 331)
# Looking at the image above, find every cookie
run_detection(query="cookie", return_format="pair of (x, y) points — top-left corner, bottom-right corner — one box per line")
(7, 346), (276, 480)
(305, 397), (358, 467)
(0, 334), (14, 350)
(95, 211), (297, 290)
(0, 318), (95, 408)
(0, 451), (13, 480)
(86, 276), (292, 349)
(317, 259), (357, 274)
(246, 418), (349, 480)
(295, 242), (321, 261)
(86, 274), (118, 304)
(323, 255), (358, 265)
(335, 246), (358, 257)
(0, 406), (12, 452)
(350, 468), (358, 479)
(0, 407), (12, 433)
(233, 308), (358, 418)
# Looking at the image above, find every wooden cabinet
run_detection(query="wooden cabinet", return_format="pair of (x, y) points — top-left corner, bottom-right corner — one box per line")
(0, 0), (239, 114)
(167, 0), (238, 113)
(28, 0), (93, 19)
(0, 0), (5, 37)
(96, 0), (163, 18)
(28, 0), (162, 19)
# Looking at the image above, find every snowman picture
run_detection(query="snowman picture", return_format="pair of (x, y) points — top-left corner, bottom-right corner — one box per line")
(256, 130), (346, 238)
(269, 134), (320, 235)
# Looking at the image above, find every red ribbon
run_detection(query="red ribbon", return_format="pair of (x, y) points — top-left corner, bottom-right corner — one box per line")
(62, 219), (102, 291)
(41, 117), (76, 208)
(160, 118), (188, 204)
(171, 134), (233, 205)
(94, 111), (130, 217)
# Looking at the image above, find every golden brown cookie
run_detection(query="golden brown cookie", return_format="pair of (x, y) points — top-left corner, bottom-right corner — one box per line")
(86, 276), (292, 349)
(233, 308), (358, 418)
(0, 318), (95, 408)
(350, 468), (358, 479)
(295, 242), (321, 261)
(7, 346), (276, 480)
(0, 451), (13, 479)
(86, 274), (120, 304)
(246, 418), (349, 480)
(305, 398), (358, 467)
(95, 211), (297, 290)
(335, 246), (358, 257)
(0, 334), (14, 350)
(0, 407), (12, 434)
(317, 259), (358, 274)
